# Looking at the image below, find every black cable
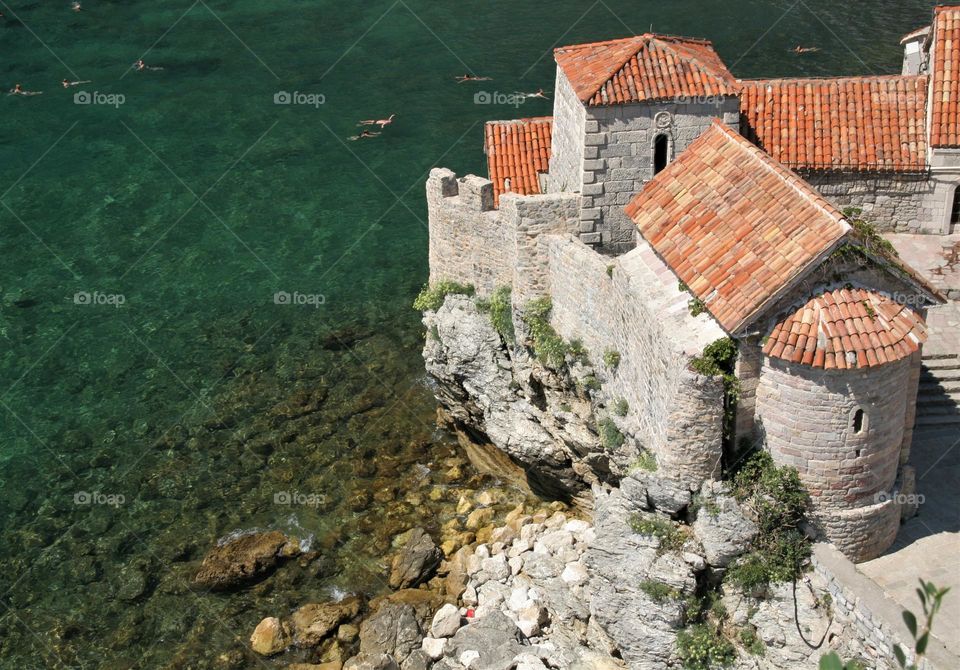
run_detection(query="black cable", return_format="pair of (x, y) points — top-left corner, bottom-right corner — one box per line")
(794, 576), (831, 650)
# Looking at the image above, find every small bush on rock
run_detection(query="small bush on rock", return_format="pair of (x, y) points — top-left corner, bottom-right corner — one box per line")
(676, 624), (736, 670)
(598, 417), (625, 450)
(639, 580), (680, 603)
(603, 349), (621, 369)
(629, 514), (685, 552)
(613, 398), (629, 416)
(413, 281), (475, 312)
(487, 285), (515, 344)
(630, 450), (657, 472)
(523, 297), (569, 370)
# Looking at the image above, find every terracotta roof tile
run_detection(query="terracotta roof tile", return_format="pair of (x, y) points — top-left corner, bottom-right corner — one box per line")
(739, 75), (929, 171)
(762, 288), (927, 369)
(484, 117), (553, 207)
(932, 6), (960, 147)
(624, 120), (849, 333)
(554, 34), (739, 106)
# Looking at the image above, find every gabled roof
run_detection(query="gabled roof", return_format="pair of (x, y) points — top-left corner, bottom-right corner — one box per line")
(762, 287), (927, 369)
(484, 117), (553, 207)
(624, 120), (849, 334)
(554, 34), (739, 106)
(931, 6), (960, 147)
(739, 75), (929, 172)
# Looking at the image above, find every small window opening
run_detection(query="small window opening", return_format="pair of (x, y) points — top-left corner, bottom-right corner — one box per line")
(653, 134), (669, 175)
(951, 186), (960, 226)
(853, 409), (865, 434)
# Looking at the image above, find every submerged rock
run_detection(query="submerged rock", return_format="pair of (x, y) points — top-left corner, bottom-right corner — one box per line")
(250, 616), (289, 656)
(193, 530), (298, 590)
(290, 596), (363, 648)
(389, 528), (442, 590)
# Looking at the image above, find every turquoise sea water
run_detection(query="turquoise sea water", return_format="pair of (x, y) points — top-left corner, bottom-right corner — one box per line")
(0, 0), (939, 667)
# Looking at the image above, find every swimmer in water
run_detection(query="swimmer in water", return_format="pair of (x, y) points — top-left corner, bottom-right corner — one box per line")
(71, 2), (82, 11)
(793, 45), (820, 54)
(522, 88), (550, 99)
(357, 114), (395, 129)
(455, 74), (492, 83)
(9, 83), (42, 96)
(133, 59), (163, 72)
(348, 130), (381, 141)
(62, 78), (91, 88)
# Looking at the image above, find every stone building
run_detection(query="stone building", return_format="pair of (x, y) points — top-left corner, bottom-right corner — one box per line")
(424, 6), (958, 561)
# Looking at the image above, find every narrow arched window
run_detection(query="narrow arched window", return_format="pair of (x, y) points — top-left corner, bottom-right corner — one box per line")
(852, 409), (865, 434)
(654, 134), (669, 175)
(951, 186), (960, 226)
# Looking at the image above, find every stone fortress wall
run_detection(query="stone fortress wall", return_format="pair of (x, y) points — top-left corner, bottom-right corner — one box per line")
(426, 167), (728, 491)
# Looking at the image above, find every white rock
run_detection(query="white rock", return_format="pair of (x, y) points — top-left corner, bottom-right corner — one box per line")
(682, 552), (707, 571)
(474, 544), (491, 559)
(462, 585), (478, 606)
(481, 554), (511, 581)
(536, 530), (574, 556)
(421, 637), (447, 660)
(520, 524), (543, 543)
(514, 652), (548, 670)
(564, 519), (591, 534)
(518, 604), (549, 637)
(507, 586), (529, 611)
(431, 603), (462, 638)
(544, 512), (567, 529)
(466, 553), (483, 576)
(460, 650), (481, 668)
(561, 562), (589, 585)
(509, 539), (531, 558)
(509, 555), (524, 575)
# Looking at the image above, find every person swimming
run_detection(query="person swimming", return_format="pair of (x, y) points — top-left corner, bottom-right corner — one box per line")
(357, 114), (395, 129)
(348, 130), (381, 141)
(133, 59), (163, 72)
(9, 83), (42, 96)
(62, 78), (91, 88)
(793, 45), (820, 54)
(71, 2), (82, 11)
(455, 74), (492, 83)
(523, 88), (550, 99)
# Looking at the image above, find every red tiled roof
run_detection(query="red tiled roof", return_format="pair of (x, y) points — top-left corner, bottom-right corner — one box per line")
(554, 34), (739, 106)
(624, 120), (849, 334)
(484, 117), (552, 207)
(739, 76), (929, 171)
(931, 6), (960, 147)
(762, 287), (927, 369)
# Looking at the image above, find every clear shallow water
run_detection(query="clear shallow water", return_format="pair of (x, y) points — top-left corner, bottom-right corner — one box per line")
(0, 0), (939, 667)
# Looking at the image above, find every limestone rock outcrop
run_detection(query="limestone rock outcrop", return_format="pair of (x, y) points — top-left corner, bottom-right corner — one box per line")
(193, 530), (299, 590)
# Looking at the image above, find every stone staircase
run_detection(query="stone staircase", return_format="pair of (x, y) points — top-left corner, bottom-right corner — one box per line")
(916, 353), (960, 428)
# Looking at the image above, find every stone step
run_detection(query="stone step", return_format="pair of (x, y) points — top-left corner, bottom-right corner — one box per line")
(921, 355), (960, 371)
(916, 401), (960, 416)
(921, 371), (960, 385)
(914, 412), (960, 427)
(918, 380), (960, 393)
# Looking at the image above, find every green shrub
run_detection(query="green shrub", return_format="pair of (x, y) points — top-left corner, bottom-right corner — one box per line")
(629, 514), (685, 552)
(630, 449), (657, 472)
(676, 624), (736, 670)
(739, 626), (765, 656)
(603, 349), (621, 370)
(688, 297), (707, 317)
(487, 285), (515, 344)
(523, 297), (569, 370)
(606, 264), (615, 278)
(413, 281), (475, 312)
(613, 398), (629, 416)
(639, 580), (681, 603)
(568, 339), (590, 365)
(598, 417), (625, 450)
(726, 451), (811, 589)
(580, 374), (601, 392)
(691, 337), (740, 449)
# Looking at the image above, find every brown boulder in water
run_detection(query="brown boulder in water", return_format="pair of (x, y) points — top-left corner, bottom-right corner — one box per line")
(290, 596), (363, 647)
(194, 530), (299, 590)
(388, 528), (442, 590)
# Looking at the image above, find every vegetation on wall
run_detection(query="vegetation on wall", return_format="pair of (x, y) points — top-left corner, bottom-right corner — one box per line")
(413, 280), (475, 312)
(603, 349), (621, 370)
(679, 280), (708, 317)
(523, 297), (569, 370)
(598, 417), (625, 450)
(613, 397), (629, 416)
(629, 514), (686, 553)
(691, 337), (740, 449)
(676, 624), (736, 670)
(476, 285), (515, 344)
(726, 451), (810, 590)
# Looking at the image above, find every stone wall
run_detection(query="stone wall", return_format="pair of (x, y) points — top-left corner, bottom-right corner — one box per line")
(580, 98), (741, 251)
(755, 357), (913, 561)
(801, 170), (955, 234)
(426, 168), (579, 298)
(546, 235), (726, 488)
(546, 70), (586, 196)
(812, 542), (954, 670)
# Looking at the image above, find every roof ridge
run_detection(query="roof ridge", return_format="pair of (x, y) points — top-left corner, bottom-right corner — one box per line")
(485, 116), (554, 125)
(935, 5), (960, 14)
(554, 32), (713, 53)
(739, 74), (926, 84)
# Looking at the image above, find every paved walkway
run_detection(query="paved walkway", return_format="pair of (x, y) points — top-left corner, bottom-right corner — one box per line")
(887, 233), (960, 301)
(854, 236), (960, 658)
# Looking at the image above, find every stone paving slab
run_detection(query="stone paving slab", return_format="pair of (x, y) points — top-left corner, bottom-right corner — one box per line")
(886, 233), (960, 300)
